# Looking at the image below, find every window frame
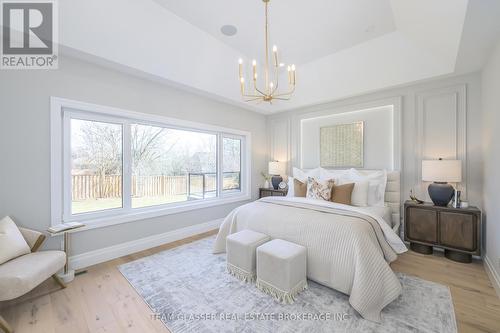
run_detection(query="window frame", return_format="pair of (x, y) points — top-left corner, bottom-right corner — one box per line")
(221, 134), (243, 193)
(51, 97), (251, 230)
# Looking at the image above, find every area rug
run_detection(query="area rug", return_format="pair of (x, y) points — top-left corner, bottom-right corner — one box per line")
(118, 236), (457, 333)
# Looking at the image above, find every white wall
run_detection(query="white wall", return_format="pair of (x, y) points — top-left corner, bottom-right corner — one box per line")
(268, 72), (483, 219)
(481, 38), (500, 289)
(300, 105), (394, 169)
(0, 56), (267, 256)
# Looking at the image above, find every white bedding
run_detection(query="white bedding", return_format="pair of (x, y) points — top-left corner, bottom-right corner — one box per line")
(213, 196), (407, 322)
(356, 205), (393, 228)
(260, 197), (406, 253)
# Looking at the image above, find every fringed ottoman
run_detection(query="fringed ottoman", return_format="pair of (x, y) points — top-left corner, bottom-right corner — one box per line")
(256, 239), (307, 304)
(226, 229), (270, 283)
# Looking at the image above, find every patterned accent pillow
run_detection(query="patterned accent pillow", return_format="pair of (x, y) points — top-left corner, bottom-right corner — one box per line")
(306, 177), (335, 201)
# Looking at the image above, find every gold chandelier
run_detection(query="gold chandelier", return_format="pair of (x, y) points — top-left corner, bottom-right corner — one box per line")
(238, 0), (296, 104)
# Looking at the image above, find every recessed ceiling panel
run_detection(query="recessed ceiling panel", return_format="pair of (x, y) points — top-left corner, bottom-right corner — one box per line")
(153, 0), (396, 65)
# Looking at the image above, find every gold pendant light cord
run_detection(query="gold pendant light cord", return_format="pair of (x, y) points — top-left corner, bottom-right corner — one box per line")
(265, 1), (270, 95)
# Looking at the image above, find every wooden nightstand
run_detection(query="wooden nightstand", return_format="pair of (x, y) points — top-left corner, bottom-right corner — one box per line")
(259, 188), (287, 198)
(404, 200), (481, 263)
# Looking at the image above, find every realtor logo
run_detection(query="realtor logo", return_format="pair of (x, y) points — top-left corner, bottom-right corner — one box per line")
(1, 0), (58, 69)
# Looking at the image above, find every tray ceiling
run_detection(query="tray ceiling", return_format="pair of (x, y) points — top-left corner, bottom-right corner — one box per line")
(42, 0), (500, 112)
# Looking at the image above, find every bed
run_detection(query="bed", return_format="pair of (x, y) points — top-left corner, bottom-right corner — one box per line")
(213, 171), (406, 322)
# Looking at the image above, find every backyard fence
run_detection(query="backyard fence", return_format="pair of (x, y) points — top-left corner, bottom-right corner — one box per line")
(72, 175), (187, 200)
(72, 172), (240, 200)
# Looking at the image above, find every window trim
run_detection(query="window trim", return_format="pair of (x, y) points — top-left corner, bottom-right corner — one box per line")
(50, 97), (252, 230)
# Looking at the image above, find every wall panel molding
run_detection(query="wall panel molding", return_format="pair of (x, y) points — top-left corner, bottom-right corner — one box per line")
(415, 84), (467, 200)
(291, 96), (402, 171)
(268, 118), (291, 173)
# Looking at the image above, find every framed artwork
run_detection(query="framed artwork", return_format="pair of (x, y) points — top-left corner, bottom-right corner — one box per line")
(320, 122), (364, 168)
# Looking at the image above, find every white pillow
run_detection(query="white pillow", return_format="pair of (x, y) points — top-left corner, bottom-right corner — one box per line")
(0, 216), (31, 265)
(320, 168), (369, 206)
(286, 177), (295, 197)
(319, 168), (348, 183)
(347, 169), (387, 207)
(338, 179), (369, 206)
(292, 167), (320, 182)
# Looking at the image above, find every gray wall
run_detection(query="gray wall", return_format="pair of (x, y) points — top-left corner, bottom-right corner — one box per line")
(267, 72), (484, 224)
(0, 56), (267, 255)
(300, 105), (394, 170)
(482, 38), (500, 280)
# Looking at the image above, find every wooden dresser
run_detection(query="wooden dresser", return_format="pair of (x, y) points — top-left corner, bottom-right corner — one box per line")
(259, 188), (287, 198)
(404, 201), (481, 263)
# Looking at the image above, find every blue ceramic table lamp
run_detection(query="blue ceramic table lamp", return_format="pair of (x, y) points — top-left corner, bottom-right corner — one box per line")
(422, 159), (462, 206)
(268, 161), (286, 190)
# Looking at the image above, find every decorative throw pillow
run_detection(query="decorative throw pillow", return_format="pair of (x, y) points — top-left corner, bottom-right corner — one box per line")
(0, 216), (31, 265)
(306, 177), (335, 201)
(293, 178), (307, 197)
(330, 183), (355, 205)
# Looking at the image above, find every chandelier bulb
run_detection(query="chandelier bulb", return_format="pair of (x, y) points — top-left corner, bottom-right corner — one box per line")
(236, 0), (295, 103)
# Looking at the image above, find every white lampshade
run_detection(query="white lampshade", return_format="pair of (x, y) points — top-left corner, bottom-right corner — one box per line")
(422, 160), (462, 182)
(268, 161), (286, 175)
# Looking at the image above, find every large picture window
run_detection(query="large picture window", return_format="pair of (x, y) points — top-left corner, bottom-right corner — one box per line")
(51, 98), (251, 228)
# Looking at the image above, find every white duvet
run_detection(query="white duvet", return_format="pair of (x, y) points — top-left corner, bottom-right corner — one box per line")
(213, 196), (407, 322)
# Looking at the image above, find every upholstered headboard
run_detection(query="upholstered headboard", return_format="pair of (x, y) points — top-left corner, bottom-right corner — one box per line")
(385, 171), (401, 232)
(320, 169), (401, 232)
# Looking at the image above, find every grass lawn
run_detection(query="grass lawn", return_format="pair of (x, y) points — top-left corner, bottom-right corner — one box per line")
(72, 195), (188, 214)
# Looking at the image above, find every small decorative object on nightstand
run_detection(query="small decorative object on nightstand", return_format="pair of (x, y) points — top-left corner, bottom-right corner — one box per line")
(422, 159), (462, 206)
(404, 200), (481, 263)
(259, 187), (287, 198)
(261, 171), (272, 189)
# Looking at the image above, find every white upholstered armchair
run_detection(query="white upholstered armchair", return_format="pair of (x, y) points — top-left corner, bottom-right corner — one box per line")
(0, 227), (66, 333)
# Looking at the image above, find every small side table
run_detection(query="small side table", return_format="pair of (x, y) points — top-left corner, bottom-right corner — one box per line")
(259, 187), (287, 198)
(47, 224), (86, 282)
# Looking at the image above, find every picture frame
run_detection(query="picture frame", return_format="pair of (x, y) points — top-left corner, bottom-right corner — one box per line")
(320, 121), (364, 168)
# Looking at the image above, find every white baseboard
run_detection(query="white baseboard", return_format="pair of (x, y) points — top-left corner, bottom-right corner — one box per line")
(484, 255), (500, 299)
(69, 219), (223, 270)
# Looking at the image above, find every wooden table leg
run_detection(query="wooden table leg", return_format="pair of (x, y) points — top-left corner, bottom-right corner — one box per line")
(52, 274), (67, 289)
(445, 249), (472, 263)
(64, 231), (69, 275)
(410, 242), (433, 255)
(59, 231), (75, 283)
(0, 315), (13, 333)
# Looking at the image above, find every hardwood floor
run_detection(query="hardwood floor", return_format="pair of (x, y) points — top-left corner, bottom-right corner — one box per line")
(1, 230), (499, 333)
(392, 250), (500, 333)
